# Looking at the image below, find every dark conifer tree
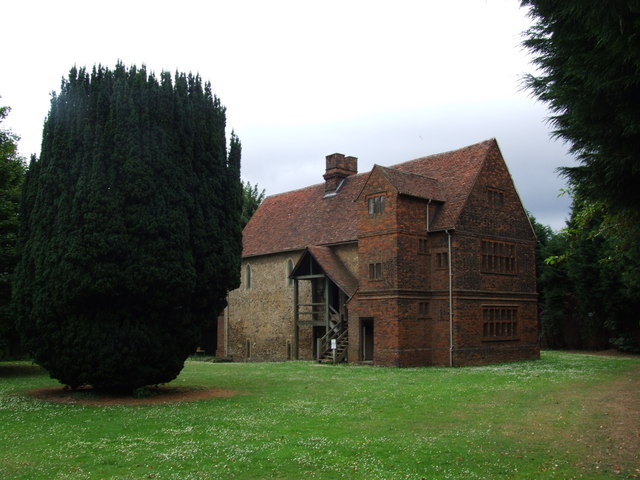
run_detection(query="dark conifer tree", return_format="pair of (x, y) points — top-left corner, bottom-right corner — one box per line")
(521, 0), (640, 212)
(13, 64), (242, 391)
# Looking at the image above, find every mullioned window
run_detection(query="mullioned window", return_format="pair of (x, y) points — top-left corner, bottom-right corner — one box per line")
(481, 240), (516, 274)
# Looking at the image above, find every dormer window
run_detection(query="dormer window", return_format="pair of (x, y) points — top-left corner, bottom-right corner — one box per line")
(368, 195), (385, 215)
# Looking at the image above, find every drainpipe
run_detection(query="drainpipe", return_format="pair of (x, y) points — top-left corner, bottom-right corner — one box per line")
(446, 229), (453, 367)
(426, 199), (432, 232)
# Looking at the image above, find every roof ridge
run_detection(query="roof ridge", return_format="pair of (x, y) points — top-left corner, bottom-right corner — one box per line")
(242, 138), (500, 257)
(389, 138), (496, 169)
(262, 170), (370, 200)
(262, 139), (495, 201)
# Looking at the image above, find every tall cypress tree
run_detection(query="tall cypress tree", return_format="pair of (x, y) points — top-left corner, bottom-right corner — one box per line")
(521, 0), (640, 212)
(13, 64), (242, 391)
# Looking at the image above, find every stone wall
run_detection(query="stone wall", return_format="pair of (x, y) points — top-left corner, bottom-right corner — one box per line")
(224, 244), (359, 362)
(224, 250), (303, 361)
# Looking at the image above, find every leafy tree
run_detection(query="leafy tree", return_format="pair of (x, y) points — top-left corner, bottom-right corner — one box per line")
(0, 101), (26, 359)
(13, 65), (243, 391)
(563, 199), (640, 351)
(532, 199), (640, 352)
(241, 180), (265, 228)
(528, 212), (571, 348)
(521, 1), (640, 212)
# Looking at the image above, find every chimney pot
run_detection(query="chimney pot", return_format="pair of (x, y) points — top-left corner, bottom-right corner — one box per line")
(324, 153), (358, 193)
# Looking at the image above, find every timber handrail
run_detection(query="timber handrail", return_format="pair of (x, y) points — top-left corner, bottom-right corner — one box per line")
(316, 310), (348, 363)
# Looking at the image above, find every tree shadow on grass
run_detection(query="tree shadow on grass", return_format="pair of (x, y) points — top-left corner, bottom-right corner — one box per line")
(0, 363), (45, 378)
(28, 385), (241, 406)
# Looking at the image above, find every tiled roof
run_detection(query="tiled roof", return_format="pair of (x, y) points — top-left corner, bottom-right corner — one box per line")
(242, 174), (366, 257)
(306, 246), (358, 297)
(377, 166), (444, 202)
(390, 139), (497, 230)
(242, 138), (498, 257)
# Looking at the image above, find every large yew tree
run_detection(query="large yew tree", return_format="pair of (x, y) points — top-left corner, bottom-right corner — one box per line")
(13, 64), (242, 391)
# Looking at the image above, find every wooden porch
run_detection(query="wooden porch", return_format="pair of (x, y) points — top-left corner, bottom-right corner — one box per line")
(290, 246), (357, 364)
(292, 275), (349, 363)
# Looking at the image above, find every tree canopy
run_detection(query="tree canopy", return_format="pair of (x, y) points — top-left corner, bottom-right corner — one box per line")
(241, 180), (265, 228)
(0, 101), (26, 358)
(521, 0), (640, 212)
(531, 204), (640, 352)
(522, 1), (640, 352)
(13, 64), (242, 391)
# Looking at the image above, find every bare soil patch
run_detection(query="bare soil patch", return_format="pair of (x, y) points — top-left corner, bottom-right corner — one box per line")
(27, 385), (241, 406)
(537, 359), (640, 476)
(586, 362), (640, 476)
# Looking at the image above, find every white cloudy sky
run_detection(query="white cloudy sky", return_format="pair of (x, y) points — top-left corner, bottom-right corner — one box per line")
(2, 0), (574, 230)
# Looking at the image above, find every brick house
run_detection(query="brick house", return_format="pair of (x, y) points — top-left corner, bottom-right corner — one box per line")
(217, 139), (539, 366)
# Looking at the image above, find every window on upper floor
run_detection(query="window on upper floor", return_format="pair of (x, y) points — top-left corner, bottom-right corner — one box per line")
(483, 307), (518, 340)
(418, 238), (428, 254)
(368, 262), (383, 281)
(487, 187), (505, 208)
(418, 301), (430, 317)
(435, 251), (448, 269)
(368, 195), (385, 215)
(482, 240), (517, 274)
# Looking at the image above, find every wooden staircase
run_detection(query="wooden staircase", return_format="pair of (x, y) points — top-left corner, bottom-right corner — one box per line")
(317, 307), (348, 364)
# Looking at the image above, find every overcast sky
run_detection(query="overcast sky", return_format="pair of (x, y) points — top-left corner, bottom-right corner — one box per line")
(2, 0), (574, 230)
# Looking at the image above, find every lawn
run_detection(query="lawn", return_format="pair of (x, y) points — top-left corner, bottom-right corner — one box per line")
(0, 351), (638, 479)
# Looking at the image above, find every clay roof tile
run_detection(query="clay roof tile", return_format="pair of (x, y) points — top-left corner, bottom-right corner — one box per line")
(242, 139), (497, 257)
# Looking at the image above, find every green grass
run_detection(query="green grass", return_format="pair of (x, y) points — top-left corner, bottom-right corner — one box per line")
(1, 351), (638, 479)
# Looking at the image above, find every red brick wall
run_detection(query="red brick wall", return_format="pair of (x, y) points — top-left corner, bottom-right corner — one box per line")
(457, 147), (536, 242)
(447, 147), (539, 365)
(352, 154), (539, 368)
(452, 297), (539, 365)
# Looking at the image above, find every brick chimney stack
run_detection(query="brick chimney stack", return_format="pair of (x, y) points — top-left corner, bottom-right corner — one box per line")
(323, 153), (358, 193)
